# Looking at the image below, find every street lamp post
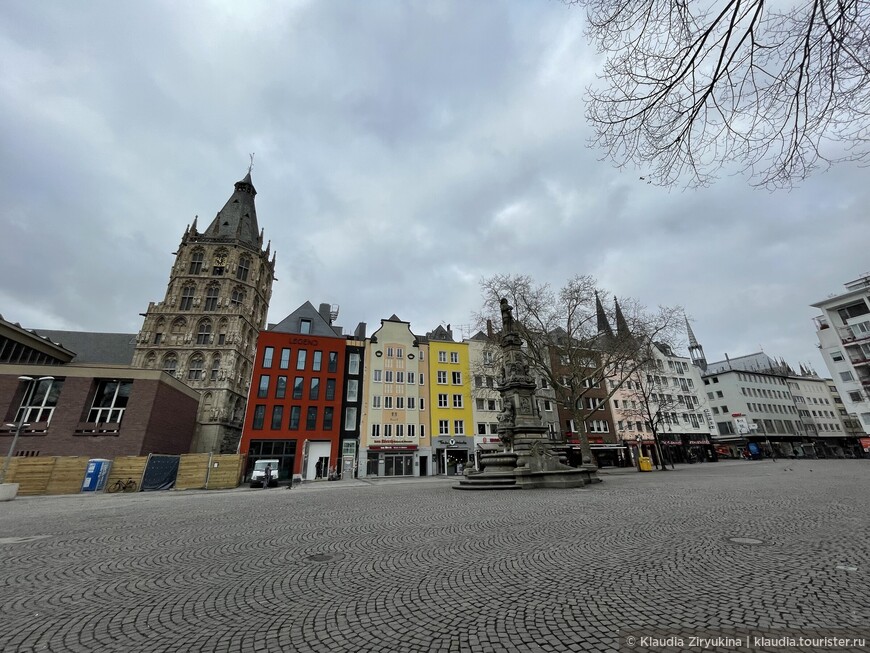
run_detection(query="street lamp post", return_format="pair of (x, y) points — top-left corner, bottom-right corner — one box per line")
(1, 375), (54, 485)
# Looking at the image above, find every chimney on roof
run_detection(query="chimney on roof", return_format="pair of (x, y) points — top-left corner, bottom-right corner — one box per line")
(486, 319), (493, 338)
(354, 322), (366, 339)
(319, 303), (332, 325)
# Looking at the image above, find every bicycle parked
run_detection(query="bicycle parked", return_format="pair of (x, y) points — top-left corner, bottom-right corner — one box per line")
(107, 478), (138, 493)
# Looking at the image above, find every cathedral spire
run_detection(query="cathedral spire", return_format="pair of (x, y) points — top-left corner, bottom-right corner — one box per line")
(685, 316), (699, 348)
(685, 316), (707, 371)
(595, 292), (613, 338)
(614, 298), (629, 337)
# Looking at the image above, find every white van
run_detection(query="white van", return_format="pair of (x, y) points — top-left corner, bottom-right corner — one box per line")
(250, 459), (279, 487)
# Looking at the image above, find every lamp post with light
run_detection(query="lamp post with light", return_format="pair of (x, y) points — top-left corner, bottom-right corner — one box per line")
(1, 375), (55, 485)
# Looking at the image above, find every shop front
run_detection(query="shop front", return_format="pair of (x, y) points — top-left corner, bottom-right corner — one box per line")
(365, 445), (418, 477)
(435, 436), (473, 475)
(682, 433), (716, 462)
(658, 433), (683, 465)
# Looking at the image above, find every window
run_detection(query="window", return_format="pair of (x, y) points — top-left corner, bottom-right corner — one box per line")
(204, 286), (219, 311)
(306, 407), (317, 430)
(396, 371), (405, 383)
(345, 407), (358, 430)
(276, 376), (287, 399)
(189, 251), (204, 274)
(454, 420), (465, 435)
(300, 319), (312, 334)
(848, 391), (863, 402)
(385, 370), (394, 383)
(347, 379), (359, 402)
(438, 394), (448, 408)
(408, 424), (416, 438)
(420, 424), (426, 438)
(476, 398), (484, 410)
(279, 348), (290, 369)
(384, 396), (393, 409)
(837, 301), (870, 322)
(237, 257), (250, 281)
(384, 424), (392, 438)
(453, 394), (463, 408)
(271, 406), (283, 430)
(180, 285), (195, 310)
(184, 355), (203, 381)
(419, 374), (425, 385)
(716, 391), (724, 398)
(231, 289), (245, 306)
(263, 347), (275, 368)
(419, 398), (425, 410)
(309, 378), (320, 400)
(16, 377), (62, 424)
(326, 379), (336, 401)
(407, 397), (416, 409)
(450, 352), (459, 363)
(438, 351), (447, 363)
(293, 377), (304, 399)
(348, 352), (359, 374)
(257, 375), (269, 398)
(396, 347), (403, 358)
(252, 405), (266, 430)
(195, 320), (212, 345)
(289, 407), (301, 430)
(407, 372), (415, 384)
(297, 350), (307, 370)
(439, 420), (449, 435)
(387, 347), (394, 357)
(543, 400), (552, 411)
(373, 370), (382, 382)
(163, 355), (178, 377)
(452, 372), (462, 385)
(371, 424), (381, 438)
(373, 396), (382, 408)
(396, 397), (405, 409)
(313, 351), (322, 372)
(840, 371), (855, 382)
(87, 380), (132, 424)
(323, 407), (334, 430)
(437, 371), (447, 384)
(210, 355), (221, 381)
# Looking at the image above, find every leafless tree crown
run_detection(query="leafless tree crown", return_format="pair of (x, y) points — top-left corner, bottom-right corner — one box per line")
(571, 0), (870, 188)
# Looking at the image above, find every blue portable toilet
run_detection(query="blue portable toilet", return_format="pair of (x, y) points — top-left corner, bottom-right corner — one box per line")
(81, 459), (112, 492)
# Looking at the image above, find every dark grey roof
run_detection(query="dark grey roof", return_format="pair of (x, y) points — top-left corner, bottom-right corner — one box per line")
(200, 172), (261, 248)
(33, 330), (137, 365)
(270, 301), (339, 336)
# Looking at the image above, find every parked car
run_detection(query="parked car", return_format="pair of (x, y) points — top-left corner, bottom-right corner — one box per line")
(249, 458), (279, 488)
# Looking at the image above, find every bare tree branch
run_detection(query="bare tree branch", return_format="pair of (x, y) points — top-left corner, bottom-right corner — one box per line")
(569, 0), (870, 188)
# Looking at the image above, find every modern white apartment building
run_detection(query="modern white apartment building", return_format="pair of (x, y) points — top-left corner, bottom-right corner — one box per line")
(812, 274), (870, 437)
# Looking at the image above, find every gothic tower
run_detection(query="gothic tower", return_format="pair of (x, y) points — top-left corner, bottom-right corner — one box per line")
(132, 170), (276, 453)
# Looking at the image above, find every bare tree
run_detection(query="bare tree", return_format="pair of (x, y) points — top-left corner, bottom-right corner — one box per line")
(475, 274), (683, 465)
(571, 0), (870, 188)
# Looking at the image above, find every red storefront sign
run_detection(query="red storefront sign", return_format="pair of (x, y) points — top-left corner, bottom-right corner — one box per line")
(860, 437), (870, 453)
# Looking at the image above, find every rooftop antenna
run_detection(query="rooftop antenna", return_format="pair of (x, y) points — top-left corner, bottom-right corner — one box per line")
(248, 153), (255, 175)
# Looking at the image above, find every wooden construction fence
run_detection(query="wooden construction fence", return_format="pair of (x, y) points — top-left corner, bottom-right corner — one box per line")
(3, 453), (245, 496)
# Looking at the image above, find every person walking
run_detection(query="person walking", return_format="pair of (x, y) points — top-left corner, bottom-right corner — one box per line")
(263, 463), (273, 489)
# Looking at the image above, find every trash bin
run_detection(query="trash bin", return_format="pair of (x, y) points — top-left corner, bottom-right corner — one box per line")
(81, 459), (112, 492)
(638, 457), (653, 472)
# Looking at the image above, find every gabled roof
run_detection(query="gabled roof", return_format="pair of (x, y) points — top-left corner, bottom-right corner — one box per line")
(270, 301), (340, 336)
(0, 315), (75, 364)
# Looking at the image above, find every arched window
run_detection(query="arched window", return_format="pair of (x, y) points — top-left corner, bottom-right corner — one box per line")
(171, 318), (186, 335)
(196, 319), (212, 345)
(144, 353), (157, 369)
(188, 355), (204, 381)
(180, 285), (195, 310)
(237, 256), (251, 281)
(210, 354), (221, 381)
(163, 354), (178, 377)
(204, 285), (219, 311)
(153, 318), (165, 345)
(230, 288), (245, 307)
(201, 392), (213, 419)
(189, 249), (204, 274)
(217, 319), (229, 345)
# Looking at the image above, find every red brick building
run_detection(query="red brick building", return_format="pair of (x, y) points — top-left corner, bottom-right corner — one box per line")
(0, 316), (199, 459)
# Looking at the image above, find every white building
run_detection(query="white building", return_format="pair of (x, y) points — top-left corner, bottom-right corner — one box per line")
(811, 275), (870, 436)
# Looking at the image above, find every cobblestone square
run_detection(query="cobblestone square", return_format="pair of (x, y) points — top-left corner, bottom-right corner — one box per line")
(2, 460), (868, 652)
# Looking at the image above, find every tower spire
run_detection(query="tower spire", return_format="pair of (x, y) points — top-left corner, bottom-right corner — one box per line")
(595, 292), (614, 338)
(614, 298), (629, 337)
(685, 316), (707, 371)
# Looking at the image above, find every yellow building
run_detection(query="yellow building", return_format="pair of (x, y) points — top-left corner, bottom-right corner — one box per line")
(426, 325), (473, 475)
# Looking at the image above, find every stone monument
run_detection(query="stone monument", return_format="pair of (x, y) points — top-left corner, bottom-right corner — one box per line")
(455, 298), (600, 490)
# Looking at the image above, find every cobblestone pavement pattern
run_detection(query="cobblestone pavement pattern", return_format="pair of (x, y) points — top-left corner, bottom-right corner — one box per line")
(1, 460), (869, 653)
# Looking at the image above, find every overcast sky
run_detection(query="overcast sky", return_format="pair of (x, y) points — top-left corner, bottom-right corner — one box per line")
(1, 0), (865, 375)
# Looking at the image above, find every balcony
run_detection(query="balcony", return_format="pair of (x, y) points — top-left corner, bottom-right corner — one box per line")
(839, 324), (870, 346)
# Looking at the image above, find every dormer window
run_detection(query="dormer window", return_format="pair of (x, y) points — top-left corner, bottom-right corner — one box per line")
(300, 319), (312, 334)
